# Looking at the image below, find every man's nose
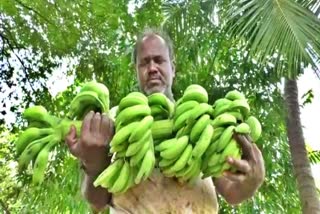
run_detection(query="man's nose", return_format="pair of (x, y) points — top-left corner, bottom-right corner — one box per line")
(148, 60), (157, 73)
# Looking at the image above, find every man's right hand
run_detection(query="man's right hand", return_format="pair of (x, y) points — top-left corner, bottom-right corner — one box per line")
(65, 111), (115, 175)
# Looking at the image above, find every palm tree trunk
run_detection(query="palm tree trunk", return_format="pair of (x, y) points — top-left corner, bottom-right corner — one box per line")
(284, 79), (320, 214)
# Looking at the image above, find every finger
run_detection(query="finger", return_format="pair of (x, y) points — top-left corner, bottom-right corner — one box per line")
(91, 112), (102, 133)
(234, 134), (255, 159)
(252, 144), (266, 174)
(222, 171), (246, 183)
(65, 125), (80, 156)
(81, 111), (94, 134)
(101, 114), (115, 143)
(226, 157), (251, 174)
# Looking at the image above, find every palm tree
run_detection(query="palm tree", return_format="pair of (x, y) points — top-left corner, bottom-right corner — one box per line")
(224, 0), (320, 212)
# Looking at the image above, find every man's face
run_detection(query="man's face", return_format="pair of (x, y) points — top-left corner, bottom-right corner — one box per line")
(136, 35), (175, 95)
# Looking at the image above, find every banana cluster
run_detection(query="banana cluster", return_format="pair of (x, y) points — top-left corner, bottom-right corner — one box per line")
(156, 85), (215, 183)
(68, 81), (110, 120)
(16, 105), (61, 185)
(202, 90), (262, 178)
(94, 92), (156, 194)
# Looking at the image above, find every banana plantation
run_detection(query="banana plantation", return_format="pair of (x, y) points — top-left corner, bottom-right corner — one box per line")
(1, 0), (320, 213)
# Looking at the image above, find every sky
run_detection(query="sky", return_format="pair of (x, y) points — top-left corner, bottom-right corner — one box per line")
(297, 68), (320, 187)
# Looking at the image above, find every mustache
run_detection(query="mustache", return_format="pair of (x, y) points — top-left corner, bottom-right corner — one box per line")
(147, 74), (162, 81)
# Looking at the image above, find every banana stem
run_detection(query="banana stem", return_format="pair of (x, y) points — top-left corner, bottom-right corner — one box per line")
(151, 119), (174, 140)
(59, 119), (82, 139)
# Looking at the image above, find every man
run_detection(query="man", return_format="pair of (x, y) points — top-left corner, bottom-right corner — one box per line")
(65, 28), (265, 213)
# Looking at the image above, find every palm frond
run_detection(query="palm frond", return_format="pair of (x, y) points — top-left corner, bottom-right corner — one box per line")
(308, 150), (320, 164)
(224, 0), (320, 78)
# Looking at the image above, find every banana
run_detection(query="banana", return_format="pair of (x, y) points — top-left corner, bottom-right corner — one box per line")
(126, 130), (151, 157)
(208, 153), (221, 167)
(94, 159), (124, 189)
(174, 100), (199, 120)
(180, 158), (201, 182)
(160, 136), (189, 159)
(69, 91), (106, 119)
(190, 114), (211, 143)
(110, 121), (140, 147)
(213, 98), (232, 117)
(202, 164), (223, 179)
(23, 106), (57, 127)
(32, 137), (59, 185)
(216, 125), (235, 152)
(165, 144), (193, 174)
(211, 113), (237, 128)
(186, 162), (202, 185)
(185, 84), (206, 93)
(188, 103), (213, 122)
(129, 116), (154, 143)
(130, 139), (151, 166)
(115, 150), (127, 159)
(123, 166), (137, 192)
(148, 93), (171, 112)
(246, 116), (262, 142)
(150, 105), (169, 119)
(182, 87), (208, 103)
(155, 138), (177, 152)
(225, 90), (245, 101)
(135, 149), (155, 184)
(110, 161), (131, 194)
(176, 120), (194, 138)
(213, 98), (232, 108)
(173, 109), (193, 132)
(115, 104), (151, 127)
(118, 95), (148, 112)
(158, 156), (179, 168)
(235, 122), (251, 134)
(211, 127), (225, 143)
(23, 105), (48, 121)
(127, 92), (149, 101)
(228, 99), (250, 118)
(191, 124), (214, 159)
(80, 81), (110, 111)
(18, 135), (54, 171)
(219, 139), (240, 164)
(15, 127), (54, 156)
(110, 141), (129, 154)
(213, 104), (231, 117)
(228, 111), (244, 122)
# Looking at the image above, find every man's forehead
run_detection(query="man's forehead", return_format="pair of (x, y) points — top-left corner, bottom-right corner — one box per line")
(141, 34), (166, 45)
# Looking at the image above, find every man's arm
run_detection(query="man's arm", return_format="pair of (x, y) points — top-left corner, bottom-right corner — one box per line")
(65, 112), (115, 211)
(213, 134), (265, 205)
(82, 171), (112, 211)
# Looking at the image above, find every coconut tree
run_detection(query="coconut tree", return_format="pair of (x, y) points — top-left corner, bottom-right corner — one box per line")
(224, 0), (320, 212)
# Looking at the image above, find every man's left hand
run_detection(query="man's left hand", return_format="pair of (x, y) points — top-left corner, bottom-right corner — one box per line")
(213, 134), (265, 205)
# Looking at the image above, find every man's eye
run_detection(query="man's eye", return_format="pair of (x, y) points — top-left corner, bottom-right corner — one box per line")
(155, 58), (164, 64)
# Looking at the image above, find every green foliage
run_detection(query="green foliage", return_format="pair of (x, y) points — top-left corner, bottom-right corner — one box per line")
(1, 0), (314, 213)
(223, 0), (320, 78)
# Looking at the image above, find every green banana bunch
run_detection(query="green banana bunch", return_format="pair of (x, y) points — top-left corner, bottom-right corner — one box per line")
(155, 84), (216, 183)
(68, 81), (110, 120)
(96, 92), (156, 194)
(202, 89), (262, 178)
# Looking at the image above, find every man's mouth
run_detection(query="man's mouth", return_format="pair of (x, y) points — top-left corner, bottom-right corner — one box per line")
(148, 76), (161, 81)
